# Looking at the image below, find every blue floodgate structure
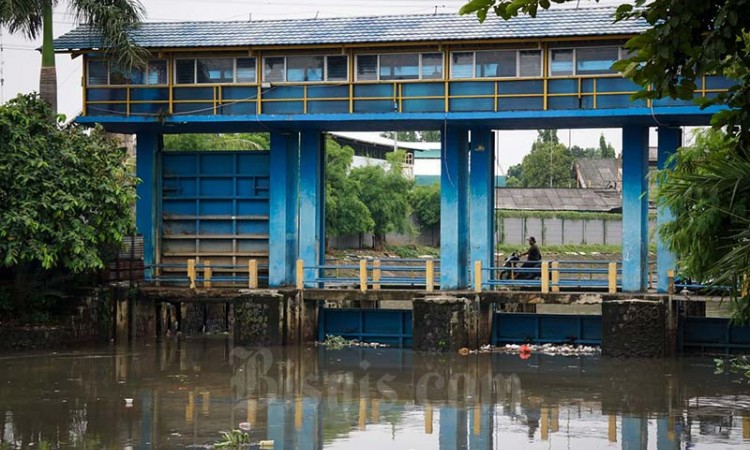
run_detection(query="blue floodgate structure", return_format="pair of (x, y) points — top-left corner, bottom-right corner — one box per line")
(54, 7), (726, 293)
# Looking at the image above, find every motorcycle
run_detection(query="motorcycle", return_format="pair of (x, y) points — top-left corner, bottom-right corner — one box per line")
(498, 251), (541, 280)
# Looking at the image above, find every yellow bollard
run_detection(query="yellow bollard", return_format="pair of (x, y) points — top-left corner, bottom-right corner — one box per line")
(373, 259), (381, 291)
(609, 262), (618, 294)
(246, 399), (257, 425)
(474, 260), (482, 293)
(186, 391), (195, 424)
(743, 416), (750, 439)
(204, 260), (212, 289)
(551, 261), (560, 293)
(201, 391), (210, 416)
(187, 259), (196, 289)
(371, 398), (380, 423)
(424, 403), (433, 434)
(541, 261), (549, 293)
(358, 397), (367, 430)
(474, 403), (481, 436)
(295, 396), (303, 431)
(608, 414), (617, 442)
(668, 269), (675, 295)
(541, 406), (549, 441)
(359, 259), (368, 293)
(296, 259), (304, 290)
(248, 259), (258, 289)
(425, 258), (434, 292)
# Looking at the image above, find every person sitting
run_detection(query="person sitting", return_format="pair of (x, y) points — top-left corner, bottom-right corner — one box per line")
(519, 236), (542, 278)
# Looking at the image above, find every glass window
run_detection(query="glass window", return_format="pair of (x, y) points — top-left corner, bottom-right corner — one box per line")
(287, 55), (324, 82)
(519, 50), (541, 77)
(326, 56), (348, 81)
(451, 52), (474, 78)
(236, 58), (256, 83)
(379, 54), (419, 80)
(147, 60), (167, 85)
(87, 60), (108, 85)
(550, 49), (574, 76)
(356, 55), (378, 81)
(197, 58), (233, 83)
(175, 59), (195, 84)
(421, 53), (443, 79)
(476, 50), (516, 78)
(264, 57), (285, 83)
(109, 63), (134, 85)
(576, 47), (619, 74)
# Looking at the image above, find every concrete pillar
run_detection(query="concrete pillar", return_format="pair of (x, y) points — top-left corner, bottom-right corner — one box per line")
(299, 131), (325, 287)
(656, 127), (682, 293)
(469, 128), (495, 287)
(269, 131), (300, 287)
(621, 126), (650, 292)
(135, 133), (161, 280)
(441, 126), (470, 289)
(602, 299), (666, 357)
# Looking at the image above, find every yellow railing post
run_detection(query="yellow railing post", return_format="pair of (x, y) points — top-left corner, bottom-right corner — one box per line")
(608, 415), (617, 443)
(373, 259), (381, 291)
(425, 257), (434, 292)
(359, 259), (368, 293)
(474, 260), (482, 293)
(187, 259), (196, 289)
(608, 262), (617, 294)
(248, 259), (258, 289)
(667, 269), (675, 295)
(551, 261), (560, 293)
(541, 261), (549, 293)
(424, 403), (433, 434)
(204, 260), (212, 288)
(296, 259), (304, 290)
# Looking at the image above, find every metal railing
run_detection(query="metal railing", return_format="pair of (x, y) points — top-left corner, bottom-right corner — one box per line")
(297, 257), (440, 292)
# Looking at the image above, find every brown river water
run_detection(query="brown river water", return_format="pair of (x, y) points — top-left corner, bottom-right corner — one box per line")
(0, 339), (748, 449)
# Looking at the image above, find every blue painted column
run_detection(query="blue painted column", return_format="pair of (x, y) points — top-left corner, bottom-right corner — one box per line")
(299, 131), (325, 287)
(469, 128), (495, 288)
(439, 406), (462, 450)
(440, 126), (470, 289)
(622, 415), (648, 450)
(656, 127), (682, 293)
(657, 416), (678, 450)
(468, 404), (492, 449)
(269, 131), (300, 286)
(136, 133), (160, 280)
(621, 126), (650, 292)
(267, 399), (288, 449)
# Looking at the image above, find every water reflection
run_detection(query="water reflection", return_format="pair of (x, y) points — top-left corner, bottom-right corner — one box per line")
(0, 340), (748, 449)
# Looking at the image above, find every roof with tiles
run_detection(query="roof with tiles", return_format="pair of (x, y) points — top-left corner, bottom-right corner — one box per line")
(54, 6), (649, 51)
(495, 188), (622, 212)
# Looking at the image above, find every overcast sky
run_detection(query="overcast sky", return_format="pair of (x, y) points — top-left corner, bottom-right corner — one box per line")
(1, 0), (662, 170)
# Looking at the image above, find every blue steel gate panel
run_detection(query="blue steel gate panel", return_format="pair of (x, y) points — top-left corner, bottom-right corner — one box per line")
(161, 151), (270, 282)
(679, 317), (750, 352)
(318, 308), (413, 348)
(492, 313), (602, 345)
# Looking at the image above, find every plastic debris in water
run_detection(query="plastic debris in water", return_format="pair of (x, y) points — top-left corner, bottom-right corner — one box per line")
(124, 398), (134, 407)
(238, 422), (252, 431)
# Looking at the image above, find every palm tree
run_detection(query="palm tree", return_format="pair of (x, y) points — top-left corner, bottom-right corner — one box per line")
(0, 0), (147, 115)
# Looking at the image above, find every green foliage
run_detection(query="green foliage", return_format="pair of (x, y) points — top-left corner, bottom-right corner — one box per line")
(715, 356), (750, 378)
(163, 133), (270, 151)
(320, 334), (359, 349)
(214, 429), (251, 448)
(496, 209), (622, 221)
(388, 245), (439, 258)
(599, 134), (616, 158)
(0, 93), (137, 273)
(657, 129), (750, 322)
(410, 183), (441, 227)
(325, 138), (374, 238)
(349, 152), (414, 250)
(381, 131), (440, 142)
(515, 130), (575, 188)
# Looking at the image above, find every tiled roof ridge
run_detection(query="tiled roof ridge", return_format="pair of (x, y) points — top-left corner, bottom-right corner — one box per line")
(135, 5), (619, 26)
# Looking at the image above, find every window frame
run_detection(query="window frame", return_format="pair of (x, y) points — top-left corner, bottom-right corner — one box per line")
(548, 45), (623, 77)
(356, 52), (446, 82)
(87, 58), (170, 86)
(262, 54), (349, 83)
(449, 49), (543, 80)
(174, 56), (259, 85)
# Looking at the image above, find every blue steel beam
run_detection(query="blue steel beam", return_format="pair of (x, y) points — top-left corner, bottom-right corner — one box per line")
(299, 131), (326, 287)
(469, 128), (496, 285)
(441, 126), (470, 289)
(621, 126), (650, 292)
(656, 127), (682, 293)
(77, 105), (723, 135)
(136, 133), (160, 280)
(269, 131), (300, 286)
